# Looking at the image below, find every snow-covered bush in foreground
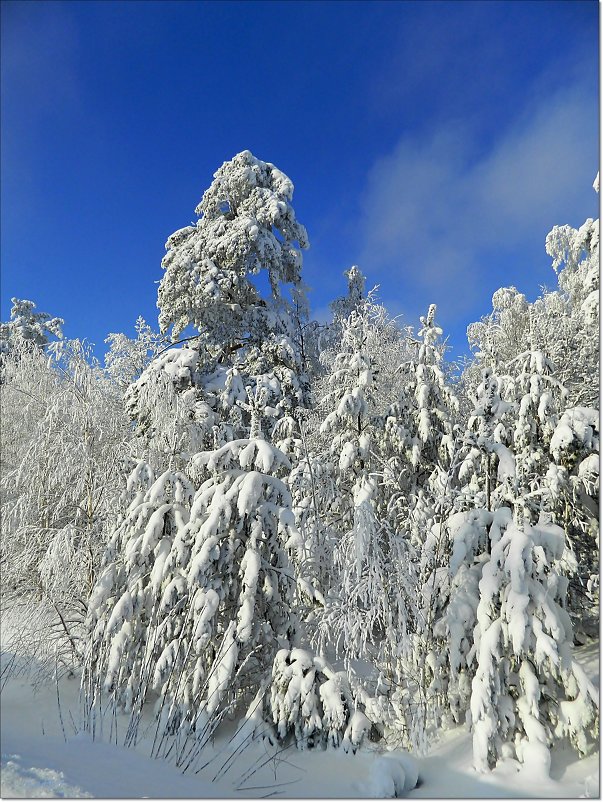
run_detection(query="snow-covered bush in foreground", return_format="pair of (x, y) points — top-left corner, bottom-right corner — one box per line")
(270, 647), (372, 751)
(365, 753), (419, 798)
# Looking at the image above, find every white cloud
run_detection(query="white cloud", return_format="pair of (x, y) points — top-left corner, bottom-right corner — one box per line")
(359, 80), (598, 323)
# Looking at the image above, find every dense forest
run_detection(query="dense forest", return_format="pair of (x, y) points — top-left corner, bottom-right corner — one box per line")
(1, 151), (599, 779)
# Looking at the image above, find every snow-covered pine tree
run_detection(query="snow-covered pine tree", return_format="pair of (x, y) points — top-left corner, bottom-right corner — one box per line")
(382, 303), (460, 611)
(375, 305), (461, 746)
(157, 149), (309, 358)
(306, 301), (419, 748)
(469, 347), (598, 774)
(396, 304), (459, 498)
(285, 264), (370, 522)
(84, 387), (308, 751)
(314, 306), (399, 656)
(548, 405), (599, 637)
(470, 503), (598, 775)
(126, 151), (311, 469)
(455, 365), (516, 514)
(83, 151), (329, 755)
(419, 361), (518, 722)
(330, 265), (367, 324)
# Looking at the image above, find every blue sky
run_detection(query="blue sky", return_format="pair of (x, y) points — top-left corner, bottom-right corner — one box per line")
(1, 0), (599, 360)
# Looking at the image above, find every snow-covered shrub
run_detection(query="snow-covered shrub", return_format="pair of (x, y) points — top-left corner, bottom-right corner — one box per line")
(365, 753), (419, 798)
(270, 647), (371, 751)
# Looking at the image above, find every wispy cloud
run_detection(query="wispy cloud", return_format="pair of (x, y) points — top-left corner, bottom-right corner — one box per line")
(358, 79), (598, 330)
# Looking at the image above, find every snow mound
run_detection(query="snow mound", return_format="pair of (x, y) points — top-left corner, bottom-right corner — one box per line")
(1, 755), (92, 798)
(365, 753), (419, 798)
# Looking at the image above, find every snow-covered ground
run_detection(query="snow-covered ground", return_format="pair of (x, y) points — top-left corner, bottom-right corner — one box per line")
(1, 642), (599, 799)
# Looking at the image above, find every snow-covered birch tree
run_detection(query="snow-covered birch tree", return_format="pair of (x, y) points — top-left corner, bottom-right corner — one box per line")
(1, 332), (129, 674)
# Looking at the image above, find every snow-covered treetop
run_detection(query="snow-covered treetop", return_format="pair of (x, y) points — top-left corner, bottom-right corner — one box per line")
(546, 218), (599, 281)
(104, 317), (167, 388)
(0, 297), (63, 352)
(330, 266), (367, 322)
(545, 174), (599, 319)
(466, 287), (528, 364)
(470, 367), (511, 427)
(157, 150), (309, 345)
(417, 303), (444, 361)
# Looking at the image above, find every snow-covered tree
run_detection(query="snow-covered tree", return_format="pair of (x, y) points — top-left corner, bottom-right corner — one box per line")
(406, 305), (458, 479)
(1, 335), (129, 673)
(383, 304), (459, 547)
(157, 149), (309, 353)
(304, 301), (421, 748)
(467, 176), (599, 410)
(330, 265), (367, 324)
(468, 347), (598, 773)
(83, 151), (319, 755)
(470, 506), (598, 774)
(548, 405), (599, 630)
(104, 317), (168, 389)
(370, 306), (460, 745)
(309, 265), (369, 360)
(0, 297), (63, 356)
(84, 391), (307, 751)
(465, 205), (600, 635)
(125, 151), (311, 469)
(455, 366), (515, 514)
(409, 363), (514, 739)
